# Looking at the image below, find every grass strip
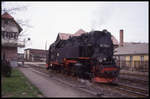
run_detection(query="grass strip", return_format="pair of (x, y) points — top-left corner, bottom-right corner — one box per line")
(2, 68), (43, 98)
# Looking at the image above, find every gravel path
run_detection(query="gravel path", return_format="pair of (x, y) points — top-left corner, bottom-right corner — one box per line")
(18, 67), (95, 97)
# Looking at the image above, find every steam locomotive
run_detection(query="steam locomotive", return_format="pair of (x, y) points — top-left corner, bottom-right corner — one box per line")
(46, 30), (120, 83)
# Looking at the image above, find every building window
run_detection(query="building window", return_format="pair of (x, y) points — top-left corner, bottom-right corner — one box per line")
(8, 33), (11, 39)
(4, 31), (6, 39)
(130, 56), (133, 62)
(14, 33), (18, 39)
(2, 31), (5, 38)
(141, 56), (144, 61)
(10, 33), (13, 38)
(6, 32), (9, 38)
(2, 31), (7, 39)
(5, 20), (9, 24)
(13, 33), (15, 38)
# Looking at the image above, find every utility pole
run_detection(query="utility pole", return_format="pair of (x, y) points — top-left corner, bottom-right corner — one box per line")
(45, 40), (47, 63)
(45, 40), (47, 50)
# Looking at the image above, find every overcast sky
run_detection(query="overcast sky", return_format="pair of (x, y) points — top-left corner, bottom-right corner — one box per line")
(2, 1), (149, 53)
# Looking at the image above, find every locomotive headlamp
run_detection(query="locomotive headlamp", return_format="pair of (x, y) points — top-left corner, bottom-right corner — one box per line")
(98, 58), (102, 62)
(99, 60), (102, 62)
(57, 53), (59, 56)
(103, 58), (106, 61)
(50, 64), (52, 67)
(100, 44), (103, 47)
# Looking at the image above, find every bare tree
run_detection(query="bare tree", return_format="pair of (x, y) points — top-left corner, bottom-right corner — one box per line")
(2, 2), (32, 33)
(2, 2), (32, 46)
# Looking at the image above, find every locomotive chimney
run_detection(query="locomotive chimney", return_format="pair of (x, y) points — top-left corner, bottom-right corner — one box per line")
(120, 29), (124, 46)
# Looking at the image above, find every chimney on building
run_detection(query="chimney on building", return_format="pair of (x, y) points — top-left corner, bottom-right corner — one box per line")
(120, 29), (124, 46)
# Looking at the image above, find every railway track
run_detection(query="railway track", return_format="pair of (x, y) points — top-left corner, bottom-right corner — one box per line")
(119, 74), (149, 85)
(93, 82), (148, 98)
(23, 65), (101, 97)
(117, 74), (149, 97)
(93, 76), (149, 97)
(24, 64), (126, 97)
(24, 63), (149, 97)
(115, 82), (149, 97)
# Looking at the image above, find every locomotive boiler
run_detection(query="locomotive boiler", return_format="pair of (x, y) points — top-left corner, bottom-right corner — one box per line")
(46, 30), (120, 83)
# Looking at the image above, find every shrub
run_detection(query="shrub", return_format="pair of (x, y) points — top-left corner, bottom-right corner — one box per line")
(2, 60), (12, 77)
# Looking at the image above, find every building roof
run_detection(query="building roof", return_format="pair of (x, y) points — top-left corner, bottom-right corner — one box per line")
(114, 42), (149, 55)
(58, 33), (71, 40)
(2, 12), (14, 19)
(25, 48), (48, 51)
(2, 12), (23, 33)
(73, 29), (86, 36)
(111, 35), (119, 45)
(25, 48), (48, 56)
(58, 29), (86, 40)
(57, 29), (118, 46)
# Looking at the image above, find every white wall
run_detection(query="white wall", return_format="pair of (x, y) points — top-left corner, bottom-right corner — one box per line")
(2, 20), (19, 33)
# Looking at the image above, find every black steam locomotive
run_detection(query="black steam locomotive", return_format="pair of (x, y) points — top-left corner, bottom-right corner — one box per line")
(46, 30), (120, 83)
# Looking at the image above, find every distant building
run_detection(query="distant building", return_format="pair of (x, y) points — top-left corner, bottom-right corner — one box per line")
(17, 53), (24, 61)
(114, 30), (149, 71)
(56, 29), (86, 41)
(114, 43), (148, 61)
(1, 12), (25, 67)
(24, 48), (48, 62)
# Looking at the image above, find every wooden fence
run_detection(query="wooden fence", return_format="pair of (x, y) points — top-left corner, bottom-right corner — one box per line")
(116, 60), (149, 72)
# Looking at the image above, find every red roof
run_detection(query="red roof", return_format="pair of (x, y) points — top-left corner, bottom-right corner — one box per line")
(111, 35), (119, 45)
(57, 29), (118, 46)
(58, 33), (71, 40)
(58, 29), (86, 40)
(73, 29), (86, 36)
(2, 12), (23, 33)
(2, 12), (14, 19)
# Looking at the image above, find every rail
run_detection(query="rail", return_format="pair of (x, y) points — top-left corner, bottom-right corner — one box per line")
(23, 63), (149, 97)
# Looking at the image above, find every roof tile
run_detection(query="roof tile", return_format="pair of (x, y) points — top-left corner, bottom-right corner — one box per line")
(114, 43), (149, 55)
(58, 29), (118, 46)
(2, 12), (14, 19)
